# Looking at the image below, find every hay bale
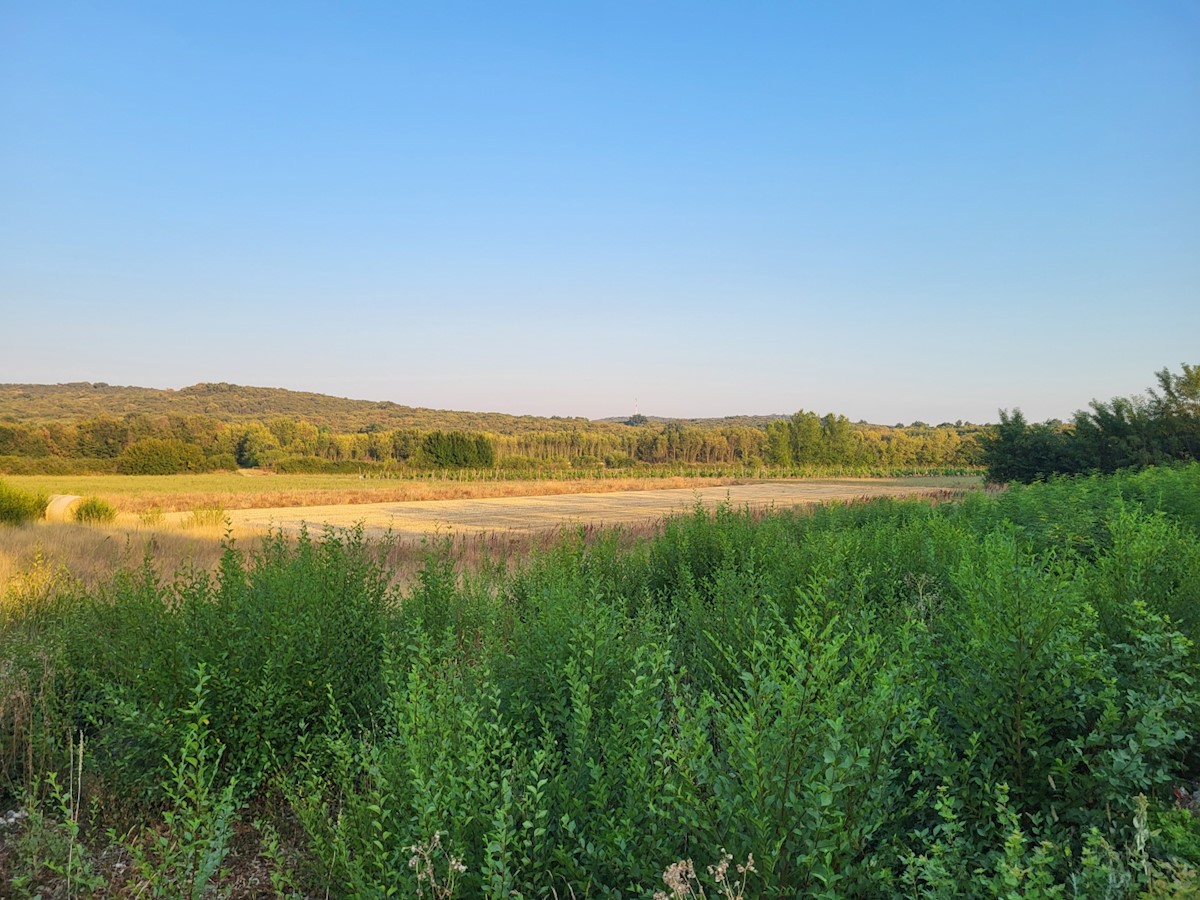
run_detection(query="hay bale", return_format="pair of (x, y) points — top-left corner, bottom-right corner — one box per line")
(44, 495), (83, 522)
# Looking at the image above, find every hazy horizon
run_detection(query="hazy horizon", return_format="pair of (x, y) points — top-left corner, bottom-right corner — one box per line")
(3, 2), (1196, 425)
(2, 375), (1170, 428)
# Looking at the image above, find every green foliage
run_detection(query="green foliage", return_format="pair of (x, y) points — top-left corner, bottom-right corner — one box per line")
(117, 438), (206, 475)
(204, 452), (239, 472)
(763, 420), (792, 466)
(273, 454), (336, 473)
(8, 736), (105, 899)
(0, 382), (985, 475)
(983, 408), (1079, 483)
(6, 466), (1200, 896)
(0, 454), (120, 475)
(422, 430), (497, 468)
(987, 363), (1200, 482)
(119, 665), (240, 899)
(234, 423), (281, 467)
(55, 528), (392, 797)
(72, 496), (116, 524)
(0, 479), (47, 524)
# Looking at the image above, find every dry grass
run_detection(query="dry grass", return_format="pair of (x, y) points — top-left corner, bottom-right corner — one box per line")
(3, 472), (980, 515)
(0, 522), (657, 620)
(2, 472), (766, 513)
(0, 523), (246, 597)
(207, 479), (975, 543)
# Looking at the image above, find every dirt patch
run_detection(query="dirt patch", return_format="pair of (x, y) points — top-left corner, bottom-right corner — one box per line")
(181, 480), (955, 540)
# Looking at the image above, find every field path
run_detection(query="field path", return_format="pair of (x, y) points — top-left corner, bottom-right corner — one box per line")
(190, 480), (948, 539)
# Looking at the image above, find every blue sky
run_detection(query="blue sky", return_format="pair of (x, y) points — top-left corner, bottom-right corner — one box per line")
(2, 1), (1196, 424)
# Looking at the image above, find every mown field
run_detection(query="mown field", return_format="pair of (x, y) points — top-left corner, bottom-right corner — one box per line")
(5, 471), (740, 514)
(2, 471), (979, 515)
(2, 465), (1200, 897)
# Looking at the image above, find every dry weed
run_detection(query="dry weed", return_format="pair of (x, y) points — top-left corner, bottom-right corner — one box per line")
(0, 524), (245, 593)
(654, 850), (756, 900)
(407, 831), (467, 900)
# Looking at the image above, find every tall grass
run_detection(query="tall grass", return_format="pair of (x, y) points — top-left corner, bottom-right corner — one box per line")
(71, 497), (116, 524)
(0, 480), (47, 525)
(2, 464), (1198, 896)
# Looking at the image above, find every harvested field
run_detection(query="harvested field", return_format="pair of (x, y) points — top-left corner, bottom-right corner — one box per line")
(4, 473), (760, 513)
(167, 479), (965, 539)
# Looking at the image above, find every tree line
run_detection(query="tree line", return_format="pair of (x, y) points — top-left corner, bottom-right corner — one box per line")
(984, 363), (1200, 482)
(0, 410), (984, 475)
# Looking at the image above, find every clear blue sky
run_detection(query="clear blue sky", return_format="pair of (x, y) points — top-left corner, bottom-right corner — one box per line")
(2, 1), (1196, 424)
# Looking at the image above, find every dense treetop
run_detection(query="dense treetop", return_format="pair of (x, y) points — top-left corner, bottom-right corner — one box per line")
(984, 363), (1200, 482)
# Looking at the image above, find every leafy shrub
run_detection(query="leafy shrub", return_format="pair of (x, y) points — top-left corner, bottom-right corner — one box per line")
(271, 455), (330, 473)
(234, 424), (280, 468)
(119, 666), (240, 899)
(62, 528), (393, 795)
(272, 456), (393, 474)
(0, 455), (120, 475)
(203, 453), (238, 472)
(8, 740), (106, 898)
(421, 430), (496, 468)
(72, 497), (116, 524)
(117, 438), (206, 475)
(0, 480), (47, 524)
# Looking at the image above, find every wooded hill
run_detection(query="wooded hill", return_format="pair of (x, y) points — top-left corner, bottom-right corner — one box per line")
(0, 381), (986, 475)
(0, 382), (606, 435)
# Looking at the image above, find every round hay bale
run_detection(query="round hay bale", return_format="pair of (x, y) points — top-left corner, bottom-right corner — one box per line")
(44, 494), (84, 522)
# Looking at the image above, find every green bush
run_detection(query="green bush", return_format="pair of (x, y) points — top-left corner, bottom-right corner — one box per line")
(204, 452), (239, 472)
(0, 455), (120, 475)
(6, 465), (1200, 895)
(234, 424), (280, 468)
(271, 455), (329, 473)
(0, 479), (47, 524)
(421, 430), (496, 468)
(72, 496), (117, 524)
(117, 438), (206, 475)
(59, 528), (393, 795)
